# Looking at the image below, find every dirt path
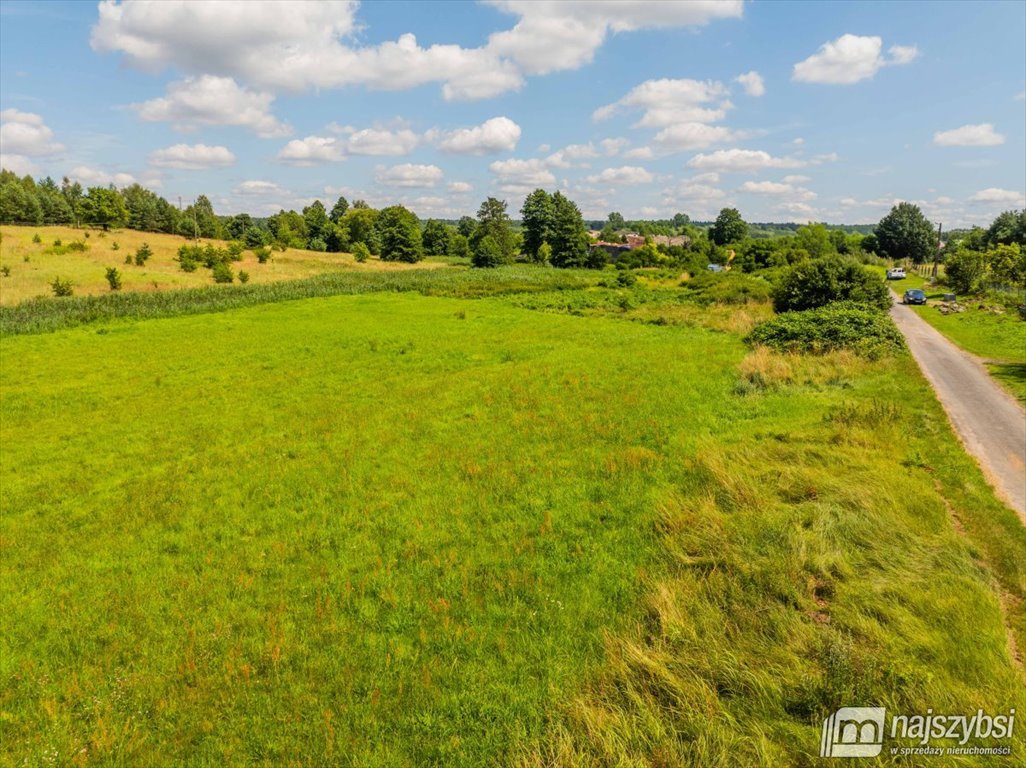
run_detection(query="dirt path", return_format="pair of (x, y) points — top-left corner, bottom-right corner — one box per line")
(889, 294), (1026, 521)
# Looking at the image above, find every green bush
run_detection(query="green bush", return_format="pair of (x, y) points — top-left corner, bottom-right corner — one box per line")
(201, 244), (228, 268)
(46, 240), (89, 256)
(472, 235), (503, 268)
(227, 241), (245, 260)
(50, 277), (74, 297)
(352, 242), (370, 263)
(253, 246), (272, 264)
(746, 304), (905, 357)
(177, 244), (201, 272)
(32, 233), (42, 244)
(244, 226), (267, 248)
(111, 241), (120, 251)
(1, 266), (11, 277)
(446, 233), (471, 260)
(773, 256), (890, 312)
(238, 270), (250, 284)
(944, 248), (987, 295)
(134, 242), (152, 266)
(211, 262), (234, 284)
(105, 267), (122, 291)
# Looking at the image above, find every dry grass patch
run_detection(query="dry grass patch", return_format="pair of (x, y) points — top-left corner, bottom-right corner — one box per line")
(0, 225), (445, 305)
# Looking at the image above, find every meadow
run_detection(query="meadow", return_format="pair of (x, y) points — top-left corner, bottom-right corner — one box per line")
(0, 226), (445, 306)
(1, 272), (1024, 766)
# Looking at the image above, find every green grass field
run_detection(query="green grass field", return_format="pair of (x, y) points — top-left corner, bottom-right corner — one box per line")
(1, 275), (1024, 766)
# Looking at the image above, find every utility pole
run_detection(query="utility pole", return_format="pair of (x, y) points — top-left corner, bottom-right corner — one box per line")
(931, 222), (943, 279)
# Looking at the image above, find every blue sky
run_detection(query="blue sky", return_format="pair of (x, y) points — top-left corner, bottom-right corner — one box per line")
(1, 0), (1023, 225)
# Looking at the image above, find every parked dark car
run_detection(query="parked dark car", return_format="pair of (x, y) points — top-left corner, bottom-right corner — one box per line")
(903, 288), (927, 305)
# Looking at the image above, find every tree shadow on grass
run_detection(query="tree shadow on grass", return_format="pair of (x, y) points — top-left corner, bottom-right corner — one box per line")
(987, 362), (1026, 404)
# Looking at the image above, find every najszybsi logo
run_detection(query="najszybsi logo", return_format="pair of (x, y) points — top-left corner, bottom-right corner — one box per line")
(821, 707), (886, 757)
(820, 706), (1016, 758)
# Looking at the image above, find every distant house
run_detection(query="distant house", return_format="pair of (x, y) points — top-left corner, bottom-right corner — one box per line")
(652, 235), (691, 248)
(590, 241), (632, 259)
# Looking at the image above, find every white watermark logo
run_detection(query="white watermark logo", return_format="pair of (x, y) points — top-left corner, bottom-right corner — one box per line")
(820, 706), (1016, 758)
(821, 707), (886, 757)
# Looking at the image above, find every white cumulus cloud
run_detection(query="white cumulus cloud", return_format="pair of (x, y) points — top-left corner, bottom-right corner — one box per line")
(328, 124), (422, 156)
(131, 76), (291, 137)
(687, 149), (806, 173)
(234, 180), (287, 196)
(735, 70), (765, 96)
(623, 146), (654, 160)
(969, 188), (1025, 205)
(68, 166), (137, 187)
(0, 109), (64, 161)
(599, 137), (630, 156)
(489, 157), (556, 193)
(594, 78), (728, 127)
(486, 1), (742, 77)
(545, 143), (599, 168)
(793, 34), (918, 84)
(585, 166), (655, 186)
(277, 136), (345, 166)
(933, 123), (1005, 147)
(90, 0), (742, 102)
(436, 116), (521, 155)
(375, 163), (444, 188)
(149, 143), (235, 169)
(653, 123), (741, 152)
(740, 180), (816, 201)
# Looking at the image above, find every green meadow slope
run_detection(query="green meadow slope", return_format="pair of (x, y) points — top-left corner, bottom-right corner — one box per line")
(1, 280), (1023, 766)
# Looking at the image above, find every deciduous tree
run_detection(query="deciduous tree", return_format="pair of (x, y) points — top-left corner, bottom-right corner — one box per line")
(874, 202), (937, 263)
(710, 207), (748, 245)
(520, 189), (553, 260)
(549, 192), (589, 268)
(377, 205), (423, 263)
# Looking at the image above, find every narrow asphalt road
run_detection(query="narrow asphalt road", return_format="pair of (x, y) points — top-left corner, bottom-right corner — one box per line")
(889, 293), (1026, 522)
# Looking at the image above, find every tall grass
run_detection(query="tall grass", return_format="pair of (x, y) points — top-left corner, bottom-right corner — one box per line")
(0, 265), (601, 335)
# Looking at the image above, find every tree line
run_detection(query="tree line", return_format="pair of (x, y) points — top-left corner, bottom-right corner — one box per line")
(3, 167), (1021, 287)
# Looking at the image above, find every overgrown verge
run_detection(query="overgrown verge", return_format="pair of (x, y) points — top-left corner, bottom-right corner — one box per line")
(0, 265), (600, 335)
(518, 356), (1026, 766)
(745, 303), (905, 357)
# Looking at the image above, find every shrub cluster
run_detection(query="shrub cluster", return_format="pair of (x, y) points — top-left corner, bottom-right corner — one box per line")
(46, 240), (89, 256)
(681, 271), (773, 305)
(178, 243), (238, 281)
(134, 242), (152, 266)
(745, 303), (904, 357)
(49, 277), (74, 297)
(772, 257), (889, 313)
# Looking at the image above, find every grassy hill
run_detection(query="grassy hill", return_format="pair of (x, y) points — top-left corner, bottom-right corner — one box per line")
(1, 271), (1023, 765)
(0, 225), (445, 306)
